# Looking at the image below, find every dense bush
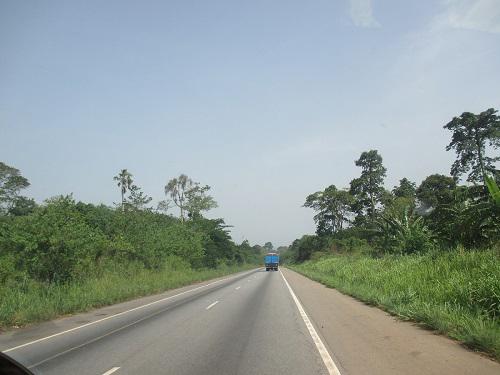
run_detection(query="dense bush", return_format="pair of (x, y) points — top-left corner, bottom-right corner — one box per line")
(0, 195), (258, 285)
(373, 212), (436, 255)
(0, 196), (114, 283)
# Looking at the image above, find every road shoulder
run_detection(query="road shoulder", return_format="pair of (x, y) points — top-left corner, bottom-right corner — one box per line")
(282, 268), (500, 375)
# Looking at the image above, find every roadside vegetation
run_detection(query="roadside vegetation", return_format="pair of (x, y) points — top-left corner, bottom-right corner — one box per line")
(0, 167), (261, 327)
(284, 108), (500, 359)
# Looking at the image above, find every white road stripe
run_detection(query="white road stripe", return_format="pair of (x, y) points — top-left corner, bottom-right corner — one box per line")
(205, 301), (219, 310)
(279, 269), (342, 375)
(235, 286), (241, 290)
(102, 367), (120, 375)
(4, 269), (258, 353)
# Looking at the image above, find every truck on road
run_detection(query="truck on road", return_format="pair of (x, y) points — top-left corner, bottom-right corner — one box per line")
(265, 253), (279, 271)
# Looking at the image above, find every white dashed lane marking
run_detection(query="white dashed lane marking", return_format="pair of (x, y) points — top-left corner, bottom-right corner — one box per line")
(102, 367), (120, 375)
(205, 301), (219, 310)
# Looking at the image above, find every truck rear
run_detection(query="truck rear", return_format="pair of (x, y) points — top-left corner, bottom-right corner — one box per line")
(265, 253), (279, 271)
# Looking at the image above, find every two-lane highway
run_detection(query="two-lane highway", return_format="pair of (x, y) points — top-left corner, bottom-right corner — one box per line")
(1, 269), (334, 375)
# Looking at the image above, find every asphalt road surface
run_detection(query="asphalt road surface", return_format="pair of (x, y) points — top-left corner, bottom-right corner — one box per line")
(1, 268), (498, 375)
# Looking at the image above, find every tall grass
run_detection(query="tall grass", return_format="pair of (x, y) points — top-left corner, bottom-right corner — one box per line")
(290, 249), (500, 360)
(0, 263), (254, 328)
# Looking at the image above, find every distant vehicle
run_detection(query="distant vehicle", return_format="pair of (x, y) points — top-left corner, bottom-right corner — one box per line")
(265, 252), (279, 271)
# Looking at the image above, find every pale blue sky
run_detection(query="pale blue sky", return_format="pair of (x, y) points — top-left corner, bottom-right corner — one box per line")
(1, 0), (499, 246)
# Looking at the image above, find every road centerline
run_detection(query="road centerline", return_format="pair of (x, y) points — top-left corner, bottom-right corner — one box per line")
(102, 367), (120, 375)
(205, 301), (219, 310)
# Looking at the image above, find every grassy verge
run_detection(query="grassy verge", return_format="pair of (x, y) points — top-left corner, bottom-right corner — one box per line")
(0, 263), (255, 328)
(289, 249), (500, 360)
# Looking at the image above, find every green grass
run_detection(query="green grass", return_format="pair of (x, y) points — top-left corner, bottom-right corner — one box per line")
(290, 249), (500, 360)
(0, 263), (255, 328)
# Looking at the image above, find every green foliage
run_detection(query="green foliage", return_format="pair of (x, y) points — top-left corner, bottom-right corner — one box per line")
(188, 218), (237, 267)
(0, 196), (257, 285)
(127, 184), (152, 210)
(113, 169), (133, 210)
(263, 242), (273, 252)
(444, 108), (500, 183)
(374, 209), (435, 255)
(1, 196), (113, 282)
(0, 162), (31, 215)
(416, 174), (456, 209)
(7, 196), (36, 216)
(485, 174), (500, 205)
(327, 236), (372, 255)
(165, 174), (217, 221)
(392, 178), (417, 198)
(304, 185), (353, 235)
(422, 185), (500, 248)
(291, 249), (500, 359)
(185, 184), (218, 220)
(349, 150), (387, 223)
(285, 235), (328, 263)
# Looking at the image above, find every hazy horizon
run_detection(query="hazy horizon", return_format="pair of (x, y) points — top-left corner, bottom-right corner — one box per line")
(2, 0), (499, 246)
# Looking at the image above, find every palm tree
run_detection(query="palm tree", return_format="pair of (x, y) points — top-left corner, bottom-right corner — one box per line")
(113, 169), (133, 211)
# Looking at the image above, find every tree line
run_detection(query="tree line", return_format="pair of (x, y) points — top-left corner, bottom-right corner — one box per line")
(0, 167), (262, 285)
(285, 108), (500, 263)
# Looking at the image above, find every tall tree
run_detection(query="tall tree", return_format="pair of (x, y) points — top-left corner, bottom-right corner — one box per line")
(0, 161), (30, 215)
(8, 196), (36, 216)
(304, 185), (353, 235)
(127, 184), (152, 210)
(416, 174), (456, 209)
(392, 178), (417, 198)
(184, 184), (217, 219)
(349, 150), (387, 223)
(165, 174), (191, 221)
(165, 174), (217, 221)
(113, 169), (133, 211)
(263, 242), (274, 252)
(444, 108), (500, 183)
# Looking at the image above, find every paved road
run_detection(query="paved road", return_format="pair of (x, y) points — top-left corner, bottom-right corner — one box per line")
(0, 269), (330, 375)
(1, 268), (498, 375)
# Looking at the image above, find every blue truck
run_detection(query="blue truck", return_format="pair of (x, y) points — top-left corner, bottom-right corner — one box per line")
(265, 253), (279, 271)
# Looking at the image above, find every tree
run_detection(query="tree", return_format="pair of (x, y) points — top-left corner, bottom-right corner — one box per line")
(393, 178), (416, 198)
(113, 169), (133, 211)
(416, 174), (456, 210)
(184, 184), (217, 219)
(165, 174), (217, 221)
(263, 242), (273, 252)
(165, 174), (191, 221)
(349, 150), (387, 223)
(8, 196), (36, 216)
(276, 245), (288, 254)
(304, 185), (353, 235)
(156, 200), (172, 214)
(127, 185), (152, 210)
(444, 108), (500, 183)
(0, 162), (30, 215)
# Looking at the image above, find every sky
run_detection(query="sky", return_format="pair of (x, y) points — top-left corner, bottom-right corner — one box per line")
(1, 0), (499, 247)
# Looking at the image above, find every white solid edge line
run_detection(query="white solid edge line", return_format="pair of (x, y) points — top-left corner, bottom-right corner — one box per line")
(205, 301), (219, 310)
(102, 367), (120, 375)
(4, 269), (257, 353)
(279, 269), (342, 375)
